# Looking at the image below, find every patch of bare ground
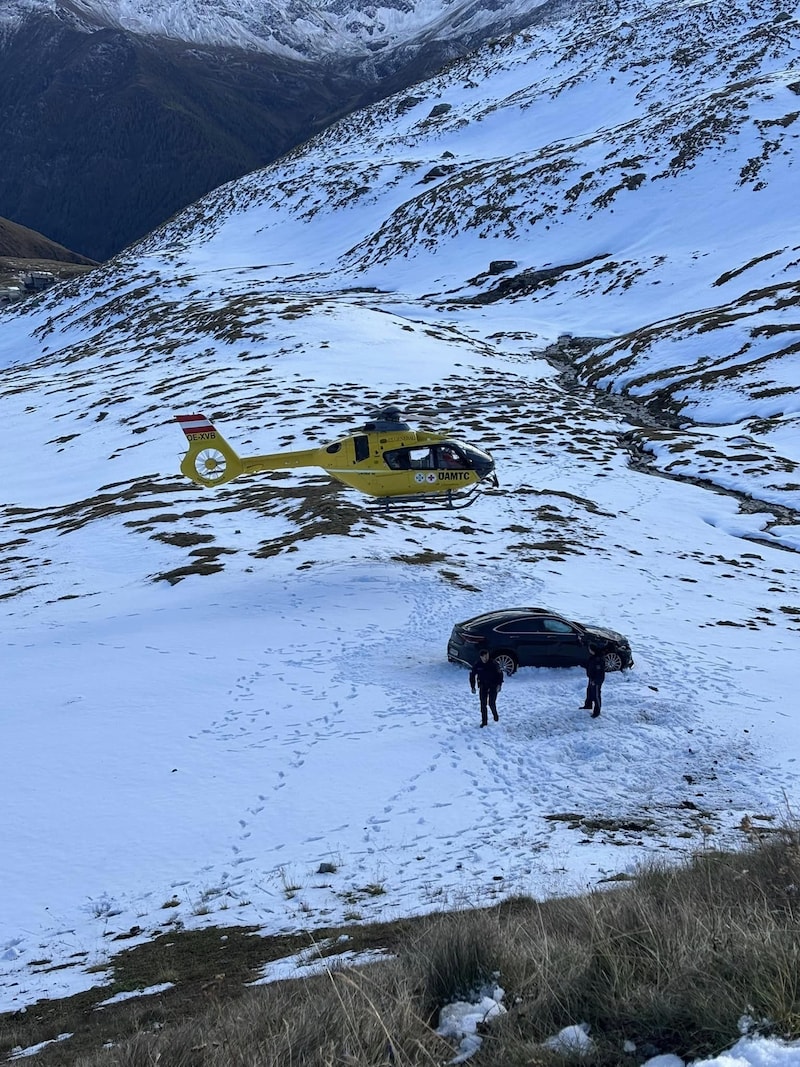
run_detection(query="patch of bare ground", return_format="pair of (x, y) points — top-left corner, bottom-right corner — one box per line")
(249, 481), (376, 558)
(8, 479), (185, 538)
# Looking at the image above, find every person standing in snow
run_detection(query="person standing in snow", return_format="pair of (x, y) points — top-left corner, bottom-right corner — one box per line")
(581, 644), (606, 718)
(470, 648), (504, 728)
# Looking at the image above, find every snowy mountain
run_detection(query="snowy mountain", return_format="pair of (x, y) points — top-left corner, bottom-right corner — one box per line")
(0, 0), (555, 260)
(0, 0), (553, 59)
(1, 0), (799, 1023)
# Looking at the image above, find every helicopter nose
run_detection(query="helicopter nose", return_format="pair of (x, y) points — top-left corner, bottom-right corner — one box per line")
(459, 443), (496, 483)
(475, 454), (496, 483)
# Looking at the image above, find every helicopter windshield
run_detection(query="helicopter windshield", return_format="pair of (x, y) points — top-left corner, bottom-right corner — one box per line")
(452, 441), (494, 475)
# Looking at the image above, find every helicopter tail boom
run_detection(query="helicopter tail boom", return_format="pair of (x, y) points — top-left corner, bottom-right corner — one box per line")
(176, 413), (327, 487)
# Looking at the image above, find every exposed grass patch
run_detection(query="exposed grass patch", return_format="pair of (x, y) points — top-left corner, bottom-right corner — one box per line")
(391, 549), (449, 564)
(150, 531), (216, 547)
(4, 834), (800, 1065)
(363, 883), (387, 897)
(153, 561), (226, 584)
(439, 567), (482, 591)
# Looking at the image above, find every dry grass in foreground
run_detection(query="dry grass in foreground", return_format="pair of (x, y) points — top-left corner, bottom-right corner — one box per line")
(3, 830), (800, 1066)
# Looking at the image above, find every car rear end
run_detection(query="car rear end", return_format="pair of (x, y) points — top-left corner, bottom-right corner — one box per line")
(447, 620), (488, 666)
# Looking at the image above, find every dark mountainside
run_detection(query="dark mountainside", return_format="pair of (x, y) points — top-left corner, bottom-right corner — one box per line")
(0, 215), (96, 263)
(0, 4), (547, 263)
(0, 215), (97, 291)
(0, 13), (374, 262)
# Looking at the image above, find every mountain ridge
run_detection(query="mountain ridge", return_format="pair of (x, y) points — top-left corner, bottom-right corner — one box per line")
(0, 0), (796, 544)
(1, 0), (556, 59)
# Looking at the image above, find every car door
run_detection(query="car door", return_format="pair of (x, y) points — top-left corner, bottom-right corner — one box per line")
(493, 617), (550, 666)
(541, 617), (584, 665)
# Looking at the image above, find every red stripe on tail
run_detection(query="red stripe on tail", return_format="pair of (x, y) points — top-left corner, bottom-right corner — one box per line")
(176, 414), (215, 437)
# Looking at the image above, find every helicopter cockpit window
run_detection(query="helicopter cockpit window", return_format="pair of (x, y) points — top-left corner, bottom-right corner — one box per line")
(436, 445), (469, 469)
(354, 435), (370, 463)
(460, 443), (491, 465)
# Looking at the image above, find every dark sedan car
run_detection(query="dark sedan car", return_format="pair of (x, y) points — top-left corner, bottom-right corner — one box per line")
(447, 607), (633, 675)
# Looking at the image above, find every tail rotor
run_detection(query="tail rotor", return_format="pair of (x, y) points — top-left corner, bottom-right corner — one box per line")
(175, 414), (244, 487)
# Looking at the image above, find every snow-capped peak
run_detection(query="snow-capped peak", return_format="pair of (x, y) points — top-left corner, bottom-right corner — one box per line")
(1, 0), (554, 58)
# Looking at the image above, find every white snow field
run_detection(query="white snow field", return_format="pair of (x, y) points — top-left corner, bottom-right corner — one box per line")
(0, 0), (798, 1058)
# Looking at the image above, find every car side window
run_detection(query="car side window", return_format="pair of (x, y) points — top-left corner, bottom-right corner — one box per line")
(496, 619), (546, 634)
(542, 618), (574, 634)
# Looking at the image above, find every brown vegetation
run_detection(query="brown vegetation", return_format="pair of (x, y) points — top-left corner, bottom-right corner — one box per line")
(2, 831), (800, 1065)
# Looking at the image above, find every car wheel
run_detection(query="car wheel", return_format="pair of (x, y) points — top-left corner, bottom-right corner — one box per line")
(603, 651), (624, 672)
(492, 651), (518, 676)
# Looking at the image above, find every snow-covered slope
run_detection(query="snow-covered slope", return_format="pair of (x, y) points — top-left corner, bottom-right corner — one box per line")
(1, 0), (799, 1018)
(6, 0), (798, 514)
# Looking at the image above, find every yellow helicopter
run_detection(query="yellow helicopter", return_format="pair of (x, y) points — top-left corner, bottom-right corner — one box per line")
(175, 406), (497, 509)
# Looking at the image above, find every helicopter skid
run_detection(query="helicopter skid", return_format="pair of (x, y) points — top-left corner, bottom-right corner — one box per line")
(369, 484), (486, 511)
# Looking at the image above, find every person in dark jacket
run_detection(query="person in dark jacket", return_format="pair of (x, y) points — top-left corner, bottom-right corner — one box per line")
(581, 644), (606, 718)
(470, 648), (504, 727)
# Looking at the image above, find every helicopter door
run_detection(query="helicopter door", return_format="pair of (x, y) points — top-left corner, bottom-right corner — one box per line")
(354, 435), (370, 462)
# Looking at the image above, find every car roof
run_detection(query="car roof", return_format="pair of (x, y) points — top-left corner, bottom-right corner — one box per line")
(460, 608), (567, 626)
